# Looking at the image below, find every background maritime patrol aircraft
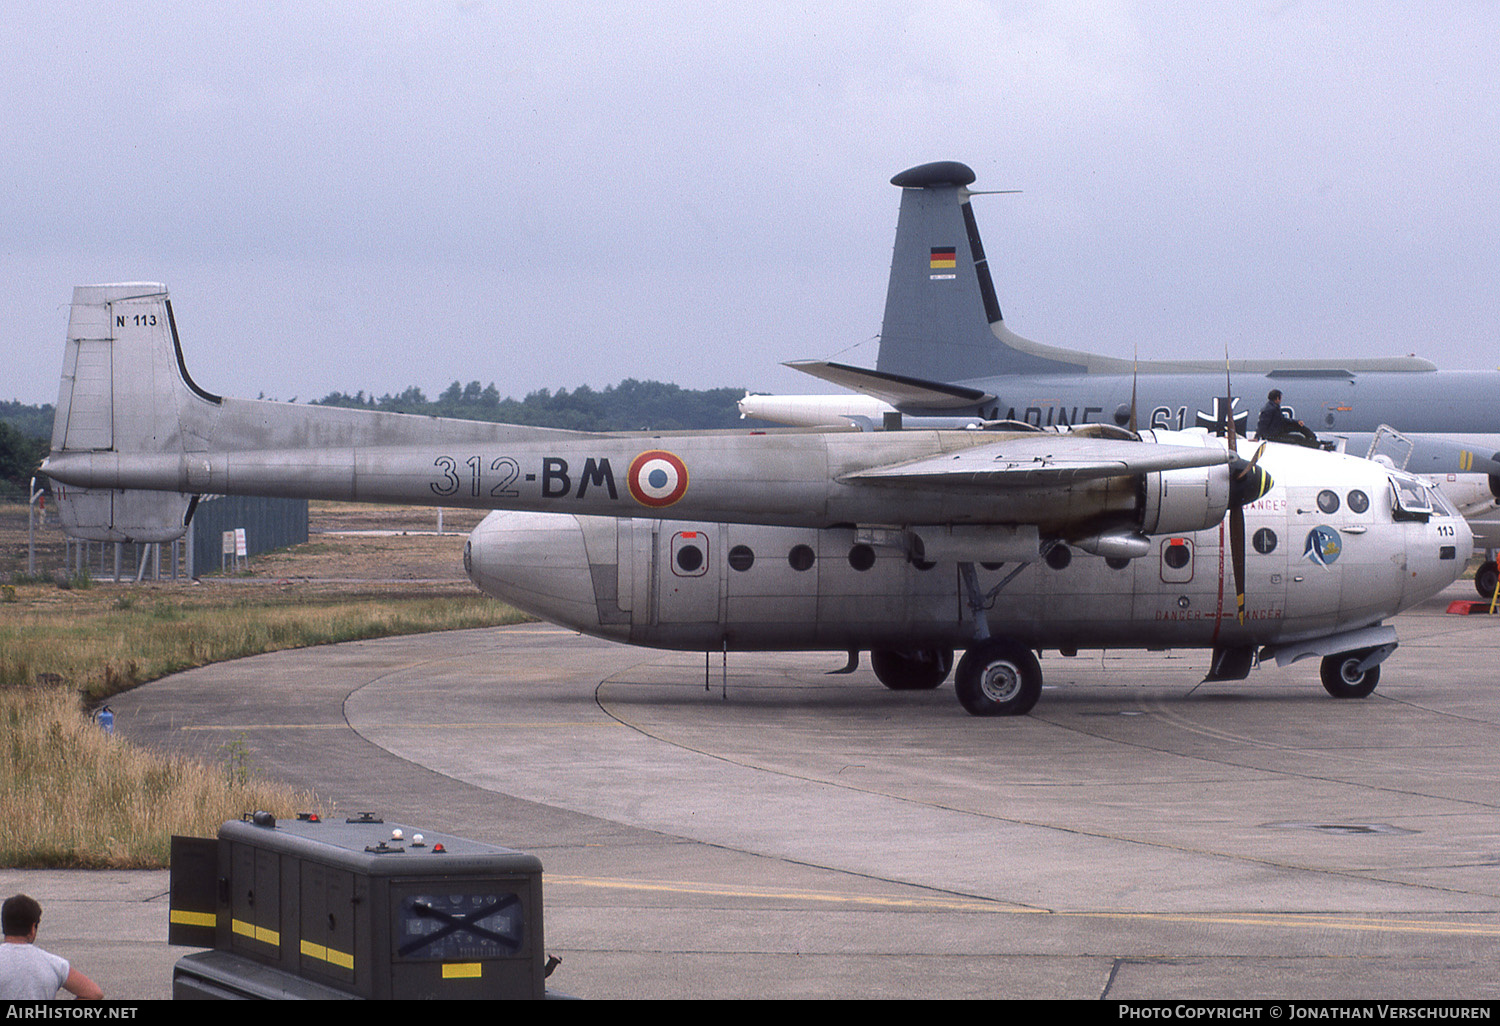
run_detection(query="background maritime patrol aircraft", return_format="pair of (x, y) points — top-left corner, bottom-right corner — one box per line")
(738, 161), (1500, 599)
(43, 285), (1470, 715)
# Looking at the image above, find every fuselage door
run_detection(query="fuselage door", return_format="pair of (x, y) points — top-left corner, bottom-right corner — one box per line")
(656, 524), (722, 624)
(1159, 537), (1195, 584)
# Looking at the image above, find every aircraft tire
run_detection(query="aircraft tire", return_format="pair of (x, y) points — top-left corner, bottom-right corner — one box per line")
(1319, 650), (1381, 699)
(1475, 561), (1499, 601)
(954, 640), (1042, 716)
(871, 647), (954, 690)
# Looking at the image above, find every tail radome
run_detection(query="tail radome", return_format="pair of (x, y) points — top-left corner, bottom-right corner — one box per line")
(49, 284), (200, 542)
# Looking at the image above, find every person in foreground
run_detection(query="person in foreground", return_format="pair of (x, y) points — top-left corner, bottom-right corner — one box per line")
(0, 894), (104, 1000)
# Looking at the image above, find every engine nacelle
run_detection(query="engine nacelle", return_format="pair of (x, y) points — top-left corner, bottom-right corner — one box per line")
(1138, 462), (1231, 536)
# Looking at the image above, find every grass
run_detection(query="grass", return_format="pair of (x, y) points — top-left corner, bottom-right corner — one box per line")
(0, 589), (532, 867)
(0, 685), (320, 868)
(0, 584), (532, 702)
(0, 498), (532, 867)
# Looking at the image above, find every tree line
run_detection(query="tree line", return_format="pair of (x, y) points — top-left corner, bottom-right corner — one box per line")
(1, 382), (757, 499)
(310, 378), (751, 432)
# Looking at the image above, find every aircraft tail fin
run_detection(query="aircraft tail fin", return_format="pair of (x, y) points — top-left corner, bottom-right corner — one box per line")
(877, 162), (1084, 382)
(49, 283), (203, 542)
(876, 162), (1443, 382)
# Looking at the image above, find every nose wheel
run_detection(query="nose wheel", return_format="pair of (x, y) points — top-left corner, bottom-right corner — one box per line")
(1319, 649), (1382, 699)
(955, 639), (1042, 716)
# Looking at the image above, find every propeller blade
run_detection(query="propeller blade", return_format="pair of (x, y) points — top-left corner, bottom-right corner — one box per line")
(1230, 504), (1247, 625)
(1129, 347), (1139, 435)
(1223, 345), (1254, 624)
(1223, 345), (1238, 454)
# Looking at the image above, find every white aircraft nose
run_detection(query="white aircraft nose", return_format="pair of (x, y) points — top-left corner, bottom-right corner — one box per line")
(465, 511), (604, 632)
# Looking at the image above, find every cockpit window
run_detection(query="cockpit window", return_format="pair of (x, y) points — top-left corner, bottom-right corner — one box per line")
(1390, 476), (1433, 522)
(1426, 484), (1460, 518)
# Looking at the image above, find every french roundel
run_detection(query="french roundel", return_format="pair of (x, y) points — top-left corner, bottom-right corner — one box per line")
(628, 450), (689, 508)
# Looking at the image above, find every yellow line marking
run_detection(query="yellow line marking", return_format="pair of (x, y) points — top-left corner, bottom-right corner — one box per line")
(442, 962), (482, 979)
(547, 875), (1031, 913)
(169, 909), (216, 928)
(547, 876), (1500, 937)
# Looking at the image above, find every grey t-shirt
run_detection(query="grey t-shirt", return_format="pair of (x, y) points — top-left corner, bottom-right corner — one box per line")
(0, 942), (70, 999)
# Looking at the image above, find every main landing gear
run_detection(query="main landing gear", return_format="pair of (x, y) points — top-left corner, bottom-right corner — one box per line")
(953, 638), (1043, 716)
(871, 647), (954, 691)
(1476, 560), (1499, 602)
(949, 559), (1044, 716)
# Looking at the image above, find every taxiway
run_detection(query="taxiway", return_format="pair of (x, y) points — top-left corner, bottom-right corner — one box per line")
(9, 583), (1500, 1000)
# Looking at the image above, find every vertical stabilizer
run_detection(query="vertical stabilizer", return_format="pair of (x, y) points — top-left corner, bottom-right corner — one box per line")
(876, 162), (1086, 382)
(49, 283), (204, 542)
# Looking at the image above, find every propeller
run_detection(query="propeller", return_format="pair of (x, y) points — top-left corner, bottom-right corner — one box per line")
(1223, 353), (1273, 624)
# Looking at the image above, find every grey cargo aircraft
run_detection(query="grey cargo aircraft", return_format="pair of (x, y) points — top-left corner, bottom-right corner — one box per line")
(43, 284), (1471, 715)
(738, 161), (1500, 598)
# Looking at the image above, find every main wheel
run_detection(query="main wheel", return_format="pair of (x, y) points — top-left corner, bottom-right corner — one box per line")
(1475, 560), (1499, 600)
(871, 647), (954, 691)
(954, 639), (1043, 716)
(1320, 650), (1382, 699)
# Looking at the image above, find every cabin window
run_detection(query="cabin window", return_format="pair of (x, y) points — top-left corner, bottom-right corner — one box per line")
(1347, 490), (1369, 514)
(848, 544), (875, 571)
(1317, 489), (1340, 514)
(788, 544), (816, 572)
(728, 545), (755, 572)
(1045, 544), (1072, 570)
(671, 532), (708, 577)
(1253, 528), (1278, 555)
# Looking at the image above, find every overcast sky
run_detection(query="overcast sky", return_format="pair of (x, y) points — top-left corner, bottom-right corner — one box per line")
(4, 2), (1497, 407)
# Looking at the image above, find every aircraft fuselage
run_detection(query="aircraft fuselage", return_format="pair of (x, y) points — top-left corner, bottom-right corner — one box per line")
(465, 444), (1469, 656)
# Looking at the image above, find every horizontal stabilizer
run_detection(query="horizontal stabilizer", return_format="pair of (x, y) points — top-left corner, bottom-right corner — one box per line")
(786, 360), (992, 410)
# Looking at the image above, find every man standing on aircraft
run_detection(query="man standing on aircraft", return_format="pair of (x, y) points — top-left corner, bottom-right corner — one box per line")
(1257, 389), (1324, 448)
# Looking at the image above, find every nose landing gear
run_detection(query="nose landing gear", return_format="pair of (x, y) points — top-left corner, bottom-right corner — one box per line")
(1319, 648), (1383, 699)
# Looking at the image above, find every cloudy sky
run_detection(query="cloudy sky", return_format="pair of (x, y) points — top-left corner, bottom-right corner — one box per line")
(4, 2), (1497, 407)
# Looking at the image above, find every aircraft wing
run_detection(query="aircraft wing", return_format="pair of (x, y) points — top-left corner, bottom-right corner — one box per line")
(785, 360), (993, 410)
(843, 434), (1228, 488)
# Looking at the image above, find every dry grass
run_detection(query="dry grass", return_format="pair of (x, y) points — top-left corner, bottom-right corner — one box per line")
(1, 686), (322, 868)
(0, 500), (532, 867)
(0, 585), (532, 701)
